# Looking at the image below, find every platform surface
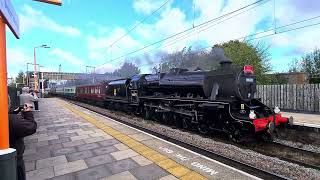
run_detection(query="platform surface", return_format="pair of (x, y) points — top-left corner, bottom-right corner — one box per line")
(24, 98), (259, 180)
(282, 111), (320, 128)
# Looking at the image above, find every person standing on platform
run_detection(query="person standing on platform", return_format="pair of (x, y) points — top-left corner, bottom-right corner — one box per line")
(8, 96), (37, 180)
(19, 87), (38, 111)
(31, 90), (40, 111)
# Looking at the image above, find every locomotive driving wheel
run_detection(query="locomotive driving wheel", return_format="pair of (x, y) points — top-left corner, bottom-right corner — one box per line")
(198, 123), (209, 134)
(162, 113), (171, 125)
(229, 125), (243, 143)
(182, 118), (190, 129)
(144, 108), (152, 120)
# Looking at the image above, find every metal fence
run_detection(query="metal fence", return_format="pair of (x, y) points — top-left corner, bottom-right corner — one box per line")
(255, 84), (320, 112)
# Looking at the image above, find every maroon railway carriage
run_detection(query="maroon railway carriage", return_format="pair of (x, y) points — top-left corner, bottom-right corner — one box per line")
(76, 82), (107, 103)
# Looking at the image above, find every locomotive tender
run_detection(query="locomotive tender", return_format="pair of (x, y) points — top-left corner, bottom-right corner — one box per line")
(52, 60), (292, 142)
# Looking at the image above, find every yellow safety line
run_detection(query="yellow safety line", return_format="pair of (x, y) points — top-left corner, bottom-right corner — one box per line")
(59, 101), (207, 180)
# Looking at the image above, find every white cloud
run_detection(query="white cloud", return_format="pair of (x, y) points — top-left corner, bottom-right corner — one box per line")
(19, 4), (81, 36)
(7, 48), (30, 65)
(49, 48), (84, 66)
(87, 28), (142, 62)
(87, 0), (272, 69)
(7, 48), (32, 77)
(95, 63), (115, 74)
(87, 21), (109, 35)
(268, 0), (320, 53)
(134, 0), (272, 53)
(133, 0), (166, 15)
(84, 0), (320, 73)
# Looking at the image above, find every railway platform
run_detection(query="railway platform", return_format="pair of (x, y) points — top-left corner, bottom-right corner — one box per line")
(282, 111), (320, 128)
(23, 98), (260, 180)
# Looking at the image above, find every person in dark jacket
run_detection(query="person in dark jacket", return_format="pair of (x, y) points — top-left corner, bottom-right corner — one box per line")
(9, 95), (37, 180)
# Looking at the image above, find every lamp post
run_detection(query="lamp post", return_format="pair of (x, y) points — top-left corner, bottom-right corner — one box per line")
(26, 63), (28, 86)
(39, 65), (45, 97)
(34, 44), (50, 92)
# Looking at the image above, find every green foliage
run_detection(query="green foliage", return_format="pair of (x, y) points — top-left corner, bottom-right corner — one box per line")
(301, 48), (320, 76)
(288, 58), (303, 73)
(288, 48), (320, 83)
(215, 40), (272, 84)
(112, 62), (141, 78)
(15, 71), (24, 84)
(263, 73), (288, 85)
(289, 48), (320, 75)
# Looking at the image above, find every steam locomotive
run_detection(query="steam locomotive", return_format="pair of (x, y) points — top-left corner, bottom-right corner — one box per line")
(52, 55), (292, 142)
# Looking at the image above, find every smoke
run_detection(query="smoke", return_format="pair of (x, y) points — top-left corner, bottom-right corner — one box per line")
(210, 47), (232, 63)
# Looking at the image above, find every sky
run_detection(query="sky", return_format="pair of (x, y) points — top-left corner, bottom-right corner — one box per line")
(5, 0), (320, 78)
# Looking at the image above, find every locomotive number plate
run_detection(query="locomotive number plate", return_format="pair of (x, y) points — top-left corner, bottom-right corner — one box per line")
(246, 78), (254, 82)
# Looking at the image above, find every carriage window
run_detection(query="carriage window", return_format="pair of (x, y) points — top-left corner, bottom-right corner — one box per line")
(98, 87), (101, 94)
(91, 88), (94, 94)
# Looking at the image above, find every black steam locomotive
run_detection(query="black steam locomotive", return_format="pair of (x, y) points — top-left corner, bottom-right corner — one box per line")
(104, 62), (291, 142)
(52, 51), (291, 142)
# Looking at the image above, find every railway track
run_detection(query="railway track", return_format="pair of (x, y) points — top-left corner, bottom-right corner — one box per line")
(66, 99), (293, 180)
(245, 141), (320, 170)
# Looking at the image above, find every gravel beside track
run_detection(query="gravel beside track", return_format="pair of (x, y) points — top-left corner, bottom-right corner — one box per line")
(67, 100), (320, 180)
(274, 139), (320, 154)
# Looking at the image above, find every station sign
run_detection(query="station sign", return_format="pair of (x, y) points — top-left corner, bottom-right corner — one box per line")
(33, 0), (62, 6)
(0, 0), (19, 39)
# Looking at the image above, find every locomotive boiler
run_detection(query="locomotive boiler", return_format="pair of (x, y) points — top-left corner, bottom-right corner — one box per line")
(152, 60), (256, 101)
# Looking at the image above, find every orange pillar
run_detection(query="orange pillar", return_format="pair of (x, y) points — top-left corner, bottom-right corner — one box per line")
(0, 17), (9, 149)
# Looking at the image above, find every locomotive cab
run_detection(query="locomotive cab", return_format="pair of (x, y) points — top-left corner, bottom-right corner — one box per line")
(129, 74), (148, 103)
(105, 79), (130, 102)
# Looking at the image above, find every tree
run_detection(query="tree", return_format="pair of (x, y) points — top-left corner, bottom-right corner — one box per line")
(287, 48), (320, 83)
(113, 62), (140, 78)
(215, 40), (272, 84)
(301, 48), (320, 76)
(288, 58), (303, 73)
(15, 71), (24, 84)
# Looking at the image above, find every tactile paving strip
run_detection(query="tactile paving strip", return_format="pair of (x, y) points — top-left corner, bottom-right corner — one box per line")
(60, 101), (207, 180)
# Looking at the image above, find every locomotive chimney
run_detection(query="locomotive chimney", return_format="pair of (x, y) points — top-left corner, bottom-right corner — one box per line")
(219, 60), (232, 68)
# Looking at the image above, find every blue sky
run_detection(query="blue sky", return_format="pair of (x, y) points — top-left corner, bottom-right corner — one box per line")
(6, 0), (320, 78)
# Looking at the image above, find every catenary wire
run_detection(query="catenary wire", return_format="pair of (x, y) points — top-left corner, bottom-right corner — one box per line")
(134, 18), (320, 69)
(101, 0), (266, 65)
